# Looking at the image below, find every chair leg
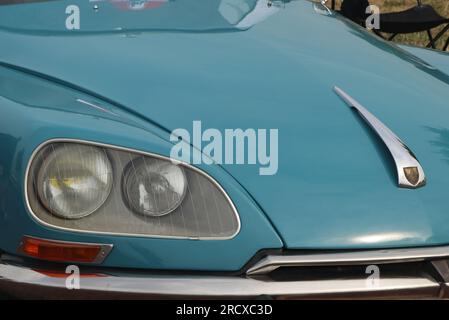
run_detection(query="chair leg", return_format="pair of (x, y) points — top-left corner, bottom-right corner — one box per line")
(373, 30), (386, 40)
(426, 30), (436, 49)
(431, 24), (449, 49)
(388, 34), (398, 41)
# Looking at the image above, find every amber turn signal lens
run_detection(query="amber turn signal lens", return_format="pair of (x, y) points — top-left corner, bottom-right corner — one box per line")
(20, 236), (111, 263)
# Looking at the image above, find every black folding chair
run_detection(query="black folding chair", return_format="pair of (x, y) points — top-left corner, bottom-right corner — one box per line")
(332, 0), (449, 51)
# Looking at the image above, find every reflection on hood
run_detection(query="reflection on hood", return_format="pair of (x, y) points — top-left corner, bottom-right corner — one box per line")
(91, 0), (170, 11)
(0, 0), (284, 33)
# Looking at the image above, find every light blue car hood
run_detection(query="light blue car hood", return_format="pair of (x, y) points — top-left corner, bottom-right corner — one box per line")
(2, 0), (449, 249)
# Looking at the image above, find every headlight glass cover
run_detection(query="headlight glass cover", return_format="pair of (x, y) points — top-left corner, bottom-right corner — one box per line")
(27, 141), (240, 239)
(36, 144), (113, 219)
(122, 157), (187, 217)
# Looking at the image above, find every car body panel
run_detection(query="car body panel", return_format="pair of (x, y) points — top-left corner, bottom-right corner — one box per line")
(399, 45), (449, 77)
(0, 65), (283, 271)
(0, 0), (262, 33)
(1, 0), (449, 272)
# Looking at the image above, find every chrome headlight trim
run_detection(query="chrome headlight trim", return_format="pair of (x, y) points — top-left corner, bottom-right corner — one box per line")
(24, 138), (241, 240)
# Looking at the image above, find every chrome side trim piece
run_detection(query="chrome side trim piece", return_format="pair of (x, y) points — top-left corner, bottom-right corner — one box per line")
(76, 98), (118, 116)
(334, 86), (426, 189)
(246, 245), (449, 275)
(0, 258), (440, 298)
(431, 260), (449, 283)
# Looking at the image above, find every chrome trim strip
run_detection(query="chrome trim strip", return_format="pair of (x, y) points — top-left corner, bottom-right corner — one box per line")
(246, 246), (449, 275)
(17, 236), (113, 264)
(431, 260), (449, 283)
(24, 138), (241, 241)
(334, 86), (426, 189)
(0, 259), (440, 298)
(76, 98), (118, 116)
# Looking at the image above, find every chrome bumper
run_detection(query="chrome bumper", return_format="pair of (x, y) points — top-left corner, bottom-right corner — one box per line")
(0, 253), (447, 299)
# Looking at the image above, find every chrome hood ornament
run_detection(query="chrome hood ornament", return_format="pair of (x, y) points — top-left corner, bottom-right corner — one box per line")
(334, 86), (426, 189)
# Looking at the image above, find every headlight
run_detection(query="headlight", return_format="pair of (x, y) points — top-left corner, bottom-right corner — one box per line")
(122, 157), (187, 217)
(35, 144), (113, 219)
(26, 140), (240, 239)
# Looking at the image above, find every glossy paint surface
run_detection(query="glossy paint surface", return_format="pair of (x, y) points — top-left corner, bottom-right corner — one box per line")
(0, 0), (262, 33)
(399, 45), (449, 76)
(1, 0), (449, 270)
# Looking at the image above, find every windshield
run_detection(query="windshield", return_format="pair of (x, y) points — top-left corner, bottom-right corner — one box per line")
(0, 0), (284, 34)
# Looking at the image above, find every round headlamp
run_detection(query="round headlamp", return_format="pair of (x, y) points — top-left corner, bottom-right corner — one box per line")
(36, 144), (113, 219)
(122, 157), (187, 217)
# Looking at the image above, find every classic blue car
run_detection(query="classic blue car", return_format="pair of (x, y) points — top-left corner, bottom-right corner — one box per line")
(1, 0), (449, 299)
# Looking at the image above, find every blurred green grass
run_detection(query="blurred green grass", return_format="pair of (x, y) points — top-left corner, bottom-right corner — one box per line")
(328, 0), (449, 51)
